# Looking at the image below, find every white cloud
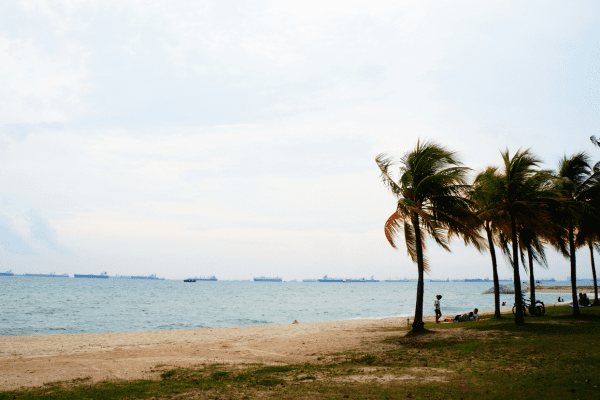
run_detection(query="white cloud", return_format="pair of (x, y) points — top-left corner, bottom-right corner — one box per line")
(0, 0), (599, 279)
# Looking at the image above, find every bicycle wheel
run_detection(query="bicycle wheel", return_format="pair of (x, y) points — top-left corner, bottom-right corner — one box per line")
(512, 305), (527, 315)
(535, 302), (545, 316)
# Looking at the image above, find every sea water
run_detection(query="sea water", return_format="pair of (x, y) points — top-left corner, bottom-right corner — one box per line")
(0, 277), (584, 336)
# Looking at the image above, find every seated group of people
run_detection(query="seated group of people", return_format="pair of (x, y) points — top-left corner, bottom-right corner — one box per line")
(578, 293), (591, 306)
(443, 308), (479, 322)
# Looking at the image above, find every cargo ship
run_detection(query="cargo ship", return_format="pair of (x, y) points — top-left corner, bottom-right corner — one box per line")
(24, 272), (69, 278)
(346, 276), (379, 283)
(318, 274), (345, 282)
(130, 274), (165, 280)
(196, 276), (217, 281)
(253, 276), (282, 282)
(384, 277), (412, 282)
(0, 270), (15, 276)
(184, 276), (217, 282)
(74, 272), (109, 279)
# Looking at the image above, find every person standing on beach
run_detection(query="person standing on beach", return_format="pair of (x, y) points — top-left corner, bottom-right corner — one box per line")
(434, 295), (442, 323)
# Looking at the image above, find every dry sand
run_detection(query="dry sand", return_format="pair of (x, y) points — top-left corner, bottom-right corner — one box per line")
(0, 315), (422, 390)
(0, 305), (550, 391)
(532, 285), (596, 294)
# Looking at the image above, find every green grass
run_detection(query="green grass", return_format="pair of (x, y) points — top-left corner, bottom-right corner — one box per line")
(2, 305), (600, 399)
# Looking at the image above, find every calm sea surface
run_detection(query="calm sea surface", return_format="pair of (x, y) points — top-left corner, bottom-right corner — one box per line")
(0, 277), (586, 337)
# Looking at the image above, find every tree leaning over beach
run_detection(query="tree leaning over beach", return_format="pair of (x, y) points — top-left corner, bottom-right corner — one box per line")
(376, 140), (483, 332)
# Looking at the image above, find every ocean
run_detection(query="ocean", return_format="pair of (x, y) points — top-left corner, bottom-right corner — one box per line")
(0, 277), (586, 337)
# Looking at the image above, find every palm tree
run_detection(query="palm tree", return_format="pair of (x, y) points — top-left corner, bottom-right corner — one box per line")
(576, 219), (600, 306)
(517, 225), (549, 315)
(470, 167), (506, 318)
(376, 140), (483, 332)
(552, 152), (599, 316)
(573, 163), (600, 306)
(491, 149), (551, 325)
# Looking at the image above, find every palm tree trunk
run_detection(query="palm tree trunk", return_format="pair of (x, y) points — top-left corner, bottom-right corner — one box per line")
(485, 223), (501, 318)
(528, 245), (536, 315)
(590, 241), (599, 306)
(569, 224), (579, 316)
(413, 215), (425, 332)
(511, 215), (524, 325)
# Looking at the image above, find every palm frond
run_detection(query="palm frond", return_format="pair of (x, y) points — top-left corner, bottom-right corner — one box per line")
(375, 153), (402, 196)
(403, 220), (418, 264)
(384, 212), (404, 249)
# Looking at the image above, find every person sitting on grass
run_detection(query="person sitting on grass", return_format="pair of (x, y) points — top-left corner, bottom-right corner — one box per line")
(581, 293), (590, 307)
(472, 308), (479, 320)
(453, 313), (469, 322)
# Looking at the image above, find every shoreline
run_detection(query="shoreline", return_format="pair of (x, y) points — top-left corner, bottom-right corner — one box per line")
(2, 299), (576, 341)
(0, 302), (574, 390)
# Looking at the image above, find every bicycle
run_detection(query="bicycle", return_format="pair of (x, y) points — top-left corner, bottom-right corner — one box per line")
(512, 296), (545, 316)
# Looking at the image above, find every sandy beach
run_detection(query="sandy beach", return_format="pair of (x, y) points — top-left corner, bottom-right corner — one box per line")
(532, 285), (596, 293)
(1, 307), (522, 391)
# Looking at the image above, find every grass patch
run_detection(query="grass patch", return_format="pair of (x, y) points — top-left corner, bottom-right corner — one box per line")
(254, 365), (295, 374)
(159, 369), (177, 379)
(352, 354), (378, 365)
(2, 306), (600, 399)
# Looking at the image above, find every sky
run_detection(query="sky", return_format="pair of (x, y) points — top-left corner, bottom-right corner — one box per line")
(0, 0), (599, 280)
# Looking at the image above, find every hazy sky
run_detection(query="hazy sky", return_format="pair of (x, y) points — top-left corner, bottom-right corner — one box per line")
(1, 0), (599, 280)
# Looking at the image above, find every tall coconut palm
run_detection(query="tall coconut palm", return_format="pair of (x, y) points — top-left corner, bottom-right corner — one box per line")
(517, 226), (549, 315)
(516, 165), (556, 315)
(491, 149), (551, 325)
(470, 167), (506, 318)
(574, 165), (600, 306)
(552, 152), (599, 316)
(376, 140), (483, 332)
(576, 219), (600, 306)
